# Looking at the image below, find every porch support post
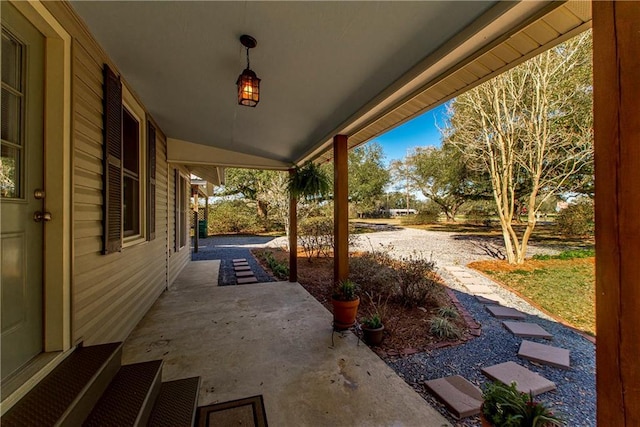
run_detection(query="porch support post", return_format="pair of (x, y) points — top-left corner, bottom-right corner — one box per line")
(288, 168), (298, 282)
(593, 1), (640, 424)
(333, 134), (349, 285)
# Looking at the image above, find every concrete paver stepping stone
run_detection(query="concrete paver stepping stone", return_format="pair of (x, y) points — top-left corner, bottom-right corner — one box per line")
(518, 340), (570, 369)
(476, 295), (502, 305)
(481, 361), (556, 395)
(465, 284), (493, 294)
(237, 276), (258, 284)
(234, 265), (252, 272)
(486, 305), (527, 320)
(503, 321), (553, 340)
(232, 258), (247, 263)
(235, 271), (255, 277)
(233, 262), (249, 267)
(424, 375), (483, 419)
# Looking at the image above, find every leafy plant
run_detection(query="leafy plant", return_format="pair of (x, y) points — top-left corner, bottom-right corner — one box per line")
(428, 316), (462, 340)
(482, 382), (564, 427)
(362, 314), (383, 329)
(260, 251), (289, 280)
(333, 279), (359, 301)
(437, 306), (459, 319)
(288, 162), (330, 200)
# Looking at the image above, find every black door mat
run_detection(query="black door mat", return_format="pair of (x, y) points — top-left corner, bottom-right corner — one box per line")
(196, 395), (267, 427)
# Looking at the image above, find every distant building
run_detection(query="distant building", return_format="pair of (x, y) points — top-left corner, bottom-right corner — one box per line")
(383, 208), (418, 217)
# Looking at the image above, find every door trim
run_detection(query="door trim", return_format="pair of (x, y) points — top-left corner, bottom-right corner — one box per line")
(1, 0), (72, 414)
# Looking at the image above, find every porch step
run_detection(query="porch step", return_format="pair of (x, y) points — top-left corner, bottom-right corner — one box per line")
(3, 343), (202, 427)
(83, 360), (163, 427)
(147, 377), (201, 427)
(1, 342), (122, 427)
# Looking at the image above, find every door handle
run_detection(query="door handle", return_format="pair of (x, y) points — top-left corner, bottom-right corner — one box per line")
(34, 211), (52, 222)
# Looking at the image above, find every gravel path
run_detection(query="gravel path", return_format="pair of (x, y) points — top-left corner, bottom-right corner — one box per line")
(191, 235), (276, 285)
(194, 229), (595, 425)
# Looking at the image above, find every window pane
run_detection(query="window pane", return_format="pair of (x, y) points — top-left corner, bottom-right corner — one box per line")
(123, 175), (139, 236)
(1, 32), (22, 90)
(122, 108), (139, 174)
(0, 144), (20, 198)
(1, 88), (22, 144)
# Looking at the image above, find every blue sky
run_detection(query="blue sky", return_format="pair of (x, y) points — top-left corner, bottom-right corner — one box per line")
(370, 103), (450, 164)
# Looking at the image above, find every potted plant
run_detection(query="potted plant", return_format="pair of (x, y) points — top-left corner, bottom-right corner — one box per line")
(287, 161), (330, 200)
(331, 280), (360, 330)
(481, 381), (564, 427)
(361, 314), (384, 346)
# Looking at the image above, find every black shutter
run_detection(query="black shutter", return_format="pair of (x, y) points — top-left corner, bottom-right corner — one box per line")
(102, 64), (123, 254)
(147, 119), (156, 241)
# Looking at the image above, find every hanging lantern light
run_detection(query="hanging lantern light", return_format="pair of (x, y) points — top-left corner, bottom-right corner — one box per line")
(237, 34), (260, 107)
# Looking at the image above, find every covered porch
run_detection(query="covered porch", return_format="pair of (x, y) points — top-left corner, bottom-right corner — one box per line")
(122, 261), (449, 426)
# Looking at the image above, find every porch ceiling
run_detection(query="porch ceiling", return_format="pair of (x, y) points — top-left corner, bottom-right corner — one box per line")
(69, 1), (590, 170)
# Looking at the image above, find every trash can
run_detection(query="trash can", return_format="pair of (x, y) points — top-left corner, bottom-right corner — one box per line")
(198, 220), (208, 238)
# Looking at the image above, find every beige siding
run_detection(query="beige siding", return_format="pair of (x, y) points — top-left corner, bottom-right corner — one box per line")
(43, 2), (176, 346)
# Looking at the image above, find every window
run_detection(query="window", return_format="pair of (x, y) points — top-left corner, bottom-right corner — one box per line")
(175, 170), (188, 251)
(1, 30), (24, 199)
(122, 107), (140, 237)
(102, 64), (155, 254)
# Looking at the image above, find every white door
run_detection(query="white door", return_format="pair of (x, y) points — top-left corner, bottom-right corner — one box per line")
(1, 2), (45, 381)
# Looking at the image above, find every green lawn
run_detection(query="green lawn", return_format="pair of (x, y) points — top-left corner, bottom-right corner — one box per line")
(470, 255), (595, 336)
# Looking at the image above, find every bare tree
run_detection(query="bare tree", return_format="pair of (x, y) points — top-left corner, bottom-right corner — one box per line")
(447, 32), (593, 263)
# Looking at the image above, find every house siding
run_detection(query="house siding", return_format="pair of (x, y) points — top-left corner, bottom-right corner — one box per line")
(43, 2), (186, 346)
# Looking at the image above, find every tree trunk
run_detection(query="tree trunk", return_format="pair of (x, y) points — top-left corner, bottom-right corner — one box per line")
(257, 200), (268, 219)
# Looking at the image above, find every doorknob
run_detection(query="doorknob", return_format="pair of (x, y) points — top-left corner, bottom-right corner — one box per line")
(34, 211), (52, 222)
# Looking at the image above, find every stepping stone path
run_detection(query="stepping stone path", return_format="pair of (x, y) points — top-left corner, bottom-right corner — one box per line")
(485, 305), (527, 320)
(481, 361), (556, 395)
(235, 271), (255, 278)
(502, 321), (553, 340)
(464, 284), (493, 294)
(475, 295), (502, 305)
(518, 340), (571, 369)
(424, 265), (575, 420)
(232, 259), (259, 285)
(424, 375), (483, 419)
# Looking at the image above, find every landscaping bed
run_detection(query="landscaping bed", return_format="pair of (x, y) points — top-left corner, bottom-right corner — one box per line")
(252, 248), (473, 354)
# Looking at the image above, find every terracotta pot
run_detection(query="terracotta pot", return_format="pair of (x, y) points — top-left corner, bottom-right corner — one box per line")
(331, 297), (360, 330)
(362, 325), (385, 346)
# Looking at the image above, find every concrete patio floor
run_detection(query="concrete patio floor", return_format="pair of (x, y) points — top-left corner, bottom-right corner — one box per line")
(122, 260), (450, 426)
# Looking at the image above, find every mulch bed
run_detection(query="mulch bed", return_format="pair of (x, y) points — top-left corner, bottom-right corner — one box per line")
(252, 248), (477, 355)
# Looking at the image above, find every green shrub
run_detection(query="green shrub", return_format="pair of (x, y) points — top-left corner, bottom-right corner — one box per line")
(349, 251), (397, 298)
(401, 203), (440, 225)
(556, 199), (594, 237)
(429, 316), (462, 340)
(396, 255), (439, 307)
(208, 200), (262, 234)
(259, 251), (289, 280)
(299, 216), (359, 258)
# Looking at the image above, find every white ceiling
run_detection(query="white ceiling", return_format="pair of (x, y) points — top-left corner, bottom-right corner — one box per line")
(70, 1), (498, 165)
